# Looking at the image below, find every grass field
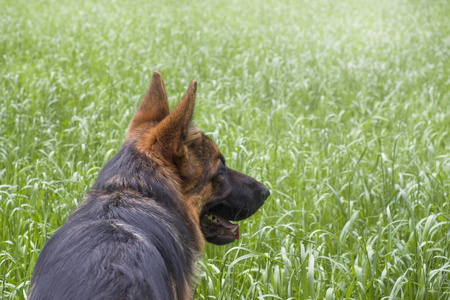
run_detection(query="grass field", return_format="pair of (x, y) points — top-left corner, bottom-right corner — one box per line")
(1, 0), (450, 299)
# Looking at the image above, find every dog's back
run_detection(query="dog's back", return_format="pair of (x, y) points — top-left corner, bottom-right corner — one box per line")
(30, 144), (199, 300)
(30, 193), (193, 300)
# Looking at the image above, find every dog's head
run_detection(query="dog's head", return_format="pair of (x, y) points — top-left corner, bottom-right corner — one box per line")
(126, 72), (269, 245)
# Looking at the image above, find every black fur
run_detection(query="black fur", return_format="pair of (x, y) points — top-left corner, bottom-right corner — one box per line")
(203, 168), (268, 221)
(30, 143), (199, 300)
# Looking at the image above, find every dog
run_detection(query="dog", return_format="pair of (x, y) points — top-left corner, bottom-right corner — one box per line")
(29, 72), (269, 299)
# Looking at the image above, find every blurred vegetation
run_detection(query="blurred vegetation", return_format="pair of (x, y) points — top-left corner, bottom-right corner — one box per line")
(1, 0), (449, 298)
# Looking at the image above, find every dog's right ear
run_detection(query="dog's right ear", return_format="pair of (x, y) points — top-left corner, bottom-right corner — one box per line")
(127, 71), (170, 138)
(136, 80), (197, 174)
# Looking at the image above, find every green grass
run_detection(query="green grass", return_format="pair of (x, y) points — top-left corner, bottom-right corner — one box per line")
(1, 0), (450, 299)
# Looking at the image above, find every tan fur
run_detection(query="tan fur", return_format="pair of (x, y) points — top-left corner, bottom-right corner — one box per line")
(127, 72), (170, 142)
(126, 75), (208, 258)
(125, 72), (241, 296)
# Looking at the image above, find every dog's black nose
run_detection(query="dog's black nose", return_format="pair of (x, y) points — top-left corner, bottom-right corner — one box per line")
(261, 186), (270, 201)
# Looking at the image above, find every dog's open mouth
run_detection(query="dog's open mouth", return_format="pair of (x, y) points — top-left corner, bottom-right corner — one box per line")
(200, 214), (240, 245)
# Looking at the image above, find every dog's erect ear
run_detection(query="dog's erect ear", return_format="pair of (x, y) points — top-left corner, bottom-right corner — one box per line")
(128, 71), (169, 136)
(137, 80), (197, 165)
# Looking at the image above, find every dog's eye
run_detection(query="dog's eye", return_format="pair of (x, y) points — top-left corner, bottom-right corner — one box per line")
(211, 164), (227, 181)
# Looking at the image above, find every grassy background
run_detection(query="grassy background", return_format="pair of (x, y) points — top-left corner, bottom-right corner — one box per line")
(1, 0), (449, 299)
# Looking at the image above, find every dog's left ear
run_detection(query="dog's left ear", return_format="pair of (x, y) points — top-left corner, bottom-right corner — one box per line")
(128, 72), (170, 138)
(137, 80), (198, 170)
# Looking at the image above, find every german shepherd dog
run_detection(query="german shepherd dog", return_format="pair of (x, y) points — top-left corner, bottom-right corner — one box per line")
(29, 72), (270, 300)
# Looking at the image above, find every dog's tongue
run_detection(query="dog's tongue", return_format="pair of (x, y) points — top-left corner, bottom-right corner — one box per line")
(213, 215), (240, 240)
